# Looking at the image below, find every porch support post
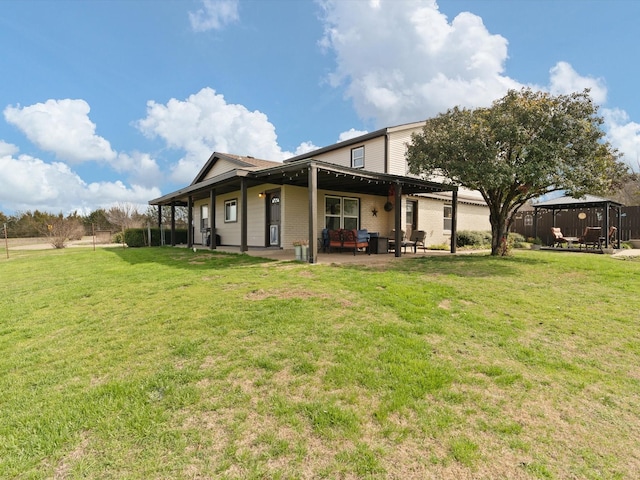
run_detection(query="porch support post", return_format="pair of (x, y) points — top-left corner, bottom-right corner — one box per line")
(157, 205), (162, 228)
(308, 164), (318, 264)
(394, 181), (402, 257)
(170, 202), (176, 246)
(533, 206), (539, 241)
(240, 178), (248, 252)
(451, 189), (458, 253)
(209, 188), (216, 250)
(187, 196), (193, 248)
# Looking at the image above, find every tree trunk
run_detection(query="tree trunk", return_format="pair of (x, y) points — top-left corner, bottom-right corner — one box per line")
(490, 212), (509, 256)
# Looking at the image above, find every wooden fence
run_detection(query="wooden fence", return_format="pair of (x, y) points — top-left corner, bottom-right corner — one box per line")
(511, 206), (640, 246)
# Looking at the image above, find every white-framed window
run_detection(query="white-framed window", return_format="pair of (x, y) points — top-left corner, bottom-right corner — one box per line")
(325, 195), (359, 230)
(351, 146), (364, 169)
(524, 214), (533, 226)
(443, 204), (452, 232)
(200, 204), (209, 231)
(224, 199), (237, 223)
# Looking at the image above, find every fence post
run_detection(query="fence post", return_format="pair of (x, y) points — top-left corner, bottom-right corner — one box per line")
(3, 223), (8, 259)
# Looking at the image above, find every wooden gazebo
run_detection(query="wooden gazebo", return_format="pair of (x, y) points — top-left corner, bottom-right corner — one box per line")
(532, 194), (623, 248)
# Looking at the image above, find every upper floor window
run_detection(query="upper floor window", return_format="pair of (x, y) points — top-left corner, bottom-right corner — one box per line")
(351, 146), (364, 169)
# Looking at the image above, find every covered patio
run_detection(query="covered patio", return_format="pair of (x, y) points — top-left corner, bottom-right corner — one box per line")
(150, 158), (460, 263)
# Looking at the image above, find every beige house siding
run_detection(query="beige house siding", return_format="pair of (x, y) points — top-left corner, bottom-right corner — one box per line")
(281, 186), (309, 248)
(203, 159), (240, 181)
(214, 192), (240, 246)
(387, 125), (423, 176)
(310, 137), (387, 173)
(414, 197), (491, 247)
(247, 186), (267, 246)
(360, 137), (386, 173)
(457, 202), (491, 231)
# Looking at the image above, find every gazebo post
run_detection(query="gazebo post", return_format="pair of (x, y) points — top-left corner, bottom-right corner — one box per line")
(604, 202), (610, 248)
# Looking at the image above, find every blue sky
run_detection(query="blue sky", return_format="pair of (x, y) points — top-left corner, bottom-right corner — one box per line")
(1, 0), (639, 215)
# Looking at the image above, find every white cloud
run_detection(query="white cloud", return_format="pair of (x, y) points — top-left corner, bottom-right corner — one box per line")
(291, 141), (321, 157)
(0, 151), (159, 214)
(113, 151), (163, 189)
(0, 140), (18, 157)
(338, 128), (368, 142)
(602, 108), (640, 171)
(137, 87), (293, 183)
(318, 0), (617, 131)
(189, 0), (239, 32)
(318, 0), (520, 126)
(3, 99), (116, 163)
(549, 61), (607, 104)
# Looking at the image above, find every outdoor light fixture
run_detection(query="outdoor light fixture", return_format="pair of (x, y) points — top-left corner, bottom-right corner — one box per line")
(258, 192), (265, 198)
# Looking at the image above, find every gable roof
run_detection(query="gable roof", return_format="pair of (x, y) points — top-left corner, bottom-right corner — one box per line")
(283, 120), (426, 164)
(191, 152), (282, 185)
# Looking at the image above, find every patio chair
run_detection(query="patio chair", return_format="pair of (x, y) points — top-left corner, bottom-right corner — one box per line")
(550, 227), (569, 247)
(403, 229), (427, 253)
(328, 229), (343, 252)
(578, 226), (602, 249)
(388, 230), (405, 252)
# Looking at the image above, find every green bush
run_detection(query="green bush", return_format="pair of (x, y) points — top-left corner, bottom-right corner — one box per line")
(159, 228), (187, 245)
(124, 228), (146, 247)
(116, 228), (189, 247)
(509, 232), (528, 249)
(456, 231), (491, 248)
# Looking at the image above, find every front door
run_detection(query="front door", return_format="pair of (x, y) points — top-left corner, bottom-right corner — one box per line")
(266, 190), (281, 247)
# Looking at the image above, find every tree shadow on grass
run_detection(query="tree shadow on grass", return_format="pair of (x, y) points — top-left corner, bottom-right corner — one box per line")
(106, 246), (276, 271)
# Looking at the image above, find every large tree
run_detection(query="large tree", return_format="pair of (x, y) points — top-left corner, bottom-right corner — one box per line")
(407, 88), (629, 255)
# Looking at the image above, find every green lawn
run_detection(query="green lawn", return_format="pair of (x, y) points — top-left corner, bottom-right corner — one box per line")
(1, 247), (639, 479)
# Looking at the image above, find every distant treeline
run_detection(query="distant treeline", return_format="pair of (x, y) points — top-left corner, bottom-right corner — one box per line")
(0, 206), (188, 238)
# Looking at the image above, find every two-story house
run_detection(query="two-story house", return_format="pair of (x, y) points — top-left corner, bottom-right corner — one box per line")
(149, 122), (490, 262)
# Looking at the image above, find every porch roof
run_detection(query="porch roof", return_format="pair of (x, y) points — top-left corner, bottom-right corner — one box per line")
(149, 158), (457, 206)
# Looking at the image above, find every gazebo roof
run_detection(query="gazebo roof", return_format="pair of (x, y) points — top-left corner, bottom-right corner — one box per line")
(532, 194), (624, 210)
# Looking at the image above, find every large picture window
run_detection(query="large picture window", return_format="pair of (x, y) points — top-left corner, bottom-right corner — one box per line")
(225, 199), (237, 223)
(325, 195), (359, 230)
(351, 146), (364, 169)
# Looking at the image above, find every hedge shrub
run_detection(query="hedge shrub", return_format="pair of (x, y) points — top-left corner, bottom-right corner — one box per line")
(456, 230), (492, 248)
(124, 228), (146, 247)
(121, 228), (189, 247)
